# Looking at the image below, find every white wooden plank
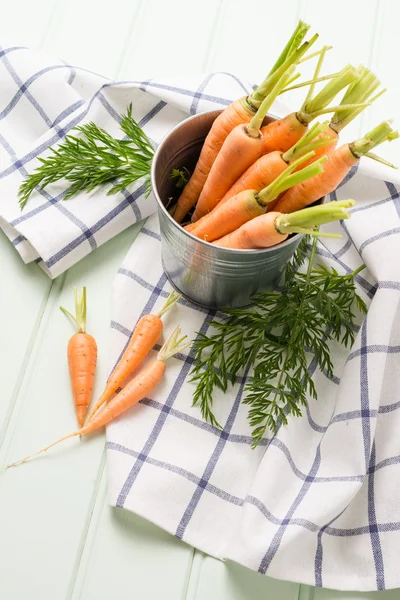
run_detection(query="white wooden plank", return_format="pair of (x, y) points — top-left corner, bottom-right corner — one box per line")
(0, 224), (149, 600)
(313, 587), (400, 599)
(357, 0), (400, 165)
(72, 471), (193, 600)
(0, 232), (51, 439)
(0, 0), (59, 48)
(117, 0), (223, 80)
(40, 0), (145, 79)
(298, 0), (380, 144)
(205, 0), (301, 90)
(187, 551), (300, 600)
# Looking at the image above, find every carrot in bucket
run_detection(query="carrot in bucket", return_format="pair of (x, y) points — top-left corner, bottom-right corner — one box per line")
(186, 152), (327, 242)
(172, 25), (318, 223)
(274, 121), (399, 214)
(215, 121), (335, 207)
(213, 199), (354, 249)
(190, 65), (297, 222)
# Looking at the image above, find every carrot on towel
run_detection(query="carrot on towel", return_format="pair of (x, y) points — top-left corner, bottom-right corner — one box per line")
(86, 290), (181, 422)
(5, 327), (190, 469)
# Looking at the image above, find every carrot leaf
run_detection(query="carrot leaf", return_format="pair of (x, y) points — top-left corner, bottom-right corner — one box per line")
(18, 104), (154, 210)
(189, 234), (367, 447)
(169, 168), (190, 189)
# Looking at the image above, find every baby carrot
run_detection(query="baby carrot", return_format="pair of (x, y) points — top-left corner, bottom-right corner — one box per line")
(187, 153), (327, 243)
(5, 327), (190, 469)
(86, 290), (181, 422)
(213, 200), (355, 249)
(190, 65), (296, 222)
(274, 121), (399, 214)
(172, 29), (318, 223)
(60, 287), (97, 428)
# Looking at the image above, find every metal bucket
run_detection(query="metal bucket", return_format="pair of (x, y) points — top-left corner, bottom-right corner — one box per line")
(151, 109), (305, 309)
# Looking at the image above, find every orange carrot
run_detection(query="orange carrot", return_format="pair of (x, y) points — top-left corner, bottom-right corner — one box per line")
(293, 66), (386, 170)
(86, 290), (181, 422)
(217, 121), (334, 206)
(274, 121), (399, 214)
(60, 287), (97, 428)
(213, 200), (355, 249)
(261, 63), (365, 155)
(5, 328), (190, 469)
(172, 32), (318, 223)
(191, 66), (296, 222)
(187, 153), (327, 242)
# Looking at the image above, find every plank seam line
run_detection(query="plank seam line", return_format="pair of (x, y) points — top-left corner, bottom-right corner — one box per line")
(298, 582), (315, 600)
(66, 447), (107, 600)
(0, 279), (55, 452)
(38, 0), (64, 51)
(181, 547), (196, 600)
(357, 0), (383, 136)
(201, 0), (225, 72)
(185, 550), (206, 600)
(114, 0), (146, 79)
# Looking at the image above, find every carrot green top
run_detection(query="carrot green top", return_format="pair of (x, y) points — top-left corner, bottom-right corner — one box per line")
(60, 287), (87, 334)
(158, 326), (191, 362)
(257, 152), (327, 207)
(275, 199), (355, 237)
(330, 66), (385, 133)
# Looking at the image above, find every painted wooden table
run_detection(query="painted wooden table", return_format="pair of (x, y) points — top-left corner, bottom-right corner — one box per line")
(1, 1), (399, 598)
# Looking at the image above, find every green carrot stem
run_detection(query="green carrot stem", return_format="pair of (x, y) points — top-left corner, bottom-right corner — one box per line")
(283, 72), (301, 88)
(158, 326), (191, 362)
(302, 101), (371, 121)
(351, 263), (366, 277)
(364, 152), (398, 169)
(60, 286), (87, 333)
(330, 66), (384, 131)
(350, 121), (399, 157)
(282, 121), (329, 162)
(250, 34), (318, 106)
(298, 45), (333, 64)
(275, 199), (355, 233)
(281, 72), (339, 94)
(247, 65), (296, 136)
(156, 290), (181, 318)
(281, 226), (342, 238)
(268, 20), (310, 76)
(368, 87), (387, 105)
(258, 154), (327, 205)
(304, 45), (330, 106)
(298, 65), (358, 123)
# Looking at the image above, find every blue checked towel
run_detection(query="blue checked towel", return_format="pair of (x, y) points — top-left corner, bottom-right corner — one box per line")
(2, 45), (400, 592)
(0, 45), (278, 277)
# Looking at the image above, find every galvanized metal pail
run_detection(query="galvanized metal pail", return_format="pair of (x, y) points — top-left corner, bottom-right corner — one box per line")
(150, 109), (305, 309)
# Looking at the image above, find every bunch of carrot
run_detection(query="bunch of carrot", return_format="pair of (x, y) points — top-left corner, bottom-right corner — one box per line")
(172, 22), (398, 249)
(5, 289), (187, 468)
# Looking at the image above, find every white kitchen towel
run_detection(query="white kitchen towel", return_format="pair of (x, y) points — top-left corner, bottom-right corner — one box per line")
(1, 45), (399, 278)
(0, 44), (290, 278)
(106, 179), (400, 592)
